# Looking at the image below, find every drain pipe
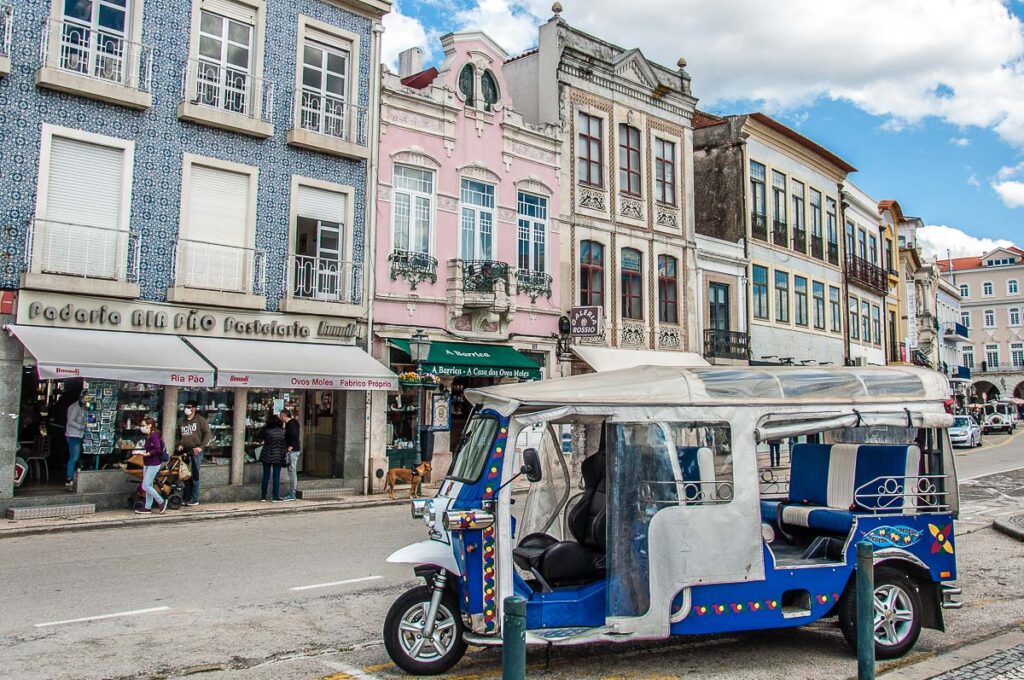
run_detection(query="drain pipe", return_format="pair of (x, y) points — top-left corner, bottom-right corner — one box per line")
(363, 19), (384, 497)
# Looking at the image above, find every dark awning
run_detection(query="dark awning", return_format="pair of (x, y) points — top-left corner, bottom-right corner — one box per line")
(390, 339), (541, 380)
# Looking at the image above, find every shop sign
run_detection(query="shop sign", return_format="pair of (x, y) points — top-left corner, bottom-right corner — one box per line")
(427, 364), (538, 380)
(220, 372), (397, 391)
(569, 306), (603, 336)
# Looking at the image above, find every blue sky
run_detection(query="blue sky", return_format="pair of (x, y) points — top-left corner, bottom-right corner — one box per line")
(383, 0), (1024, 257)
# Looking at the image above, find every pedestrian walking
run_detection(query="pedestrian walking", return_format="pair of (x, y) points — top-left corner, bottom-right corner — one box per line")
(64, 388), (87, 489)
(280, 408), (301, 501)
(137, 417), (168, 515)
(178, 401), (212, 506)
(768, 438), (782, 467)
(258, 414), (287, 502)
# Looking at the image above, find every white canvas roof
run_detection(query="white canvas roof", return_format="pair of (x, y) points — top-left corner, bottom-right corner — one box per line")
(571, 346), (710, 371)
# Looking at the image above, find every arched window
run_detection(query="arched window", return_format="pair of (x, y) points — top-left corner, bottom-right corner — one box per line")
(580, 240), (604, 308)
(481, 69), (499, 111)
(458, 64), (475, 107)
(621, 248), (643, 320)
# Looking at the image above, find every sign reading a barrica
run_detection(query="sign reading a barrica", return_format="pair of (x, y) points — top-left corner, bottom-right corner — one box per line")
(569, 306), (603, 336)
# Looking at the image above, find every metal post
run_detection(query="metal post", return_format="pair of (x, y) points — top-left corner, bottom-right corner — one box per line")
(502, 595), (526, 680)
(856, 540), (875, 680)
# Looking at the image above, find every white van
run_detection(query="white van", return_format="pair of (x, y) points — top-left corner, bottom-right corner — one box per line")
(980, 402), (1016, 434)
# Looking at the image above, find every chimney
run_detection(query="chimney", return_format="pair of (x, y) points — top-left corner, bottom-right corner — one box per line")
(398, 47), (423, 78)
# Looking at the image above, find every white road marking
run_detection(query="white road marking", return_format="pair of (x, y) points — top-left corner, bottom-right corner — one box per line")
(323, 660), (384, 679)
(34, 606), (170, 628)
(289, 575), (383, 592)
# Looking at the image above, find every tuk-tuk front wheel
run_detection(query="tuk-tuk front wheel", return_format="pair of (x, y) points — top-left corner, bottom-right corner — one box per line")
(384, 585), (467, 675)
(838, 566), (922, 659)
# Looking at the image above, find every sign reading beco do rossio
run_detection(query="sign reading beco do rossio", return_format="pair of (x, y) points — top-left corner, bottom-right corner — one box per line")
(569, 306), (602, 336)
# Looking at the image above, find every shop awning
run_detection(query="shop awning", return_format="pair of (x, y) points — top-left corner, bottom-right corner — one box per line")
(390, 339), (542, 380)
(571, 346), (710, 372)
(186, 337), (398, 390)
(7, 325), (215, 386)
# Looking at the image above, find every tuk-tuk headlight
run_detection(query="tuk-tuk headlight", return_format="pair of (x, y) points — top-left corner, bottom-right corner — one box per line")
(411, 498), (431, 519)
(443, 509), (496, 532)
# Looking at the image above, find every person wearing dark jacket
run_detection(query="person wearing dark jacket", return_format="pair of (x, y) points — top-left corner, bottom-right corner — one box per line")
(137, 417), (168, 514)
(178, 401), (213, 506)
(258, 414), (287, 502)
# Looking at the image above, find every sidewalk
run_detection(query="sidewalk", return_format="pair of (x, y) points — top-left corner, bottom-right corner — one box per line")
(881, 629), (1024, 679)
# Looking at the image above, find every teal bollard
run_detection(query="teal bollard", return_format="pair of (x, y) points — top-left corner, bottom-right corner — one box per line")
(857, 540), (876, 680)
(502, 595), (527, 680)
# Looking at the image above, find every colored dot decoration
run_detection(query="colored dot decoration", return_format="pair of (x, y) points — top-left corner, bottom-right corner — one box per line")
(692, 595), (839, 617)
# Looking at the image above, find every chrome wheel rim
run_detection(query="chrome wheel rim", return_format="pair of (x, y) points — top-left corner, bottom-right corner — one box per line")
(873, 584), (914, 647)
(397, 601), (458, 662)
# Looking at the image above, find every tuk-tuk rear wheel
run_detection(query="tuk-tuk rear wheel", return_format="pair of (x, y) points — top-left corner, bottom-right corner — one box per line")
(384, 585), (467, 675)
(838, 566), (922, 660)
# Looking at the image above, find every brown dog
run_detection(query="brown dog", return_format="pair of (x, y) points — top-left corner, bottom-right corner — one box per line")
(384, 461), (432, 499)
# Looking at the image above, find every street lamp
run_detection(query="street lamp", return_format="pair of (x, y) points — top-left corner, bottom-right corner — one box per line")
(408, 330), (432, 474)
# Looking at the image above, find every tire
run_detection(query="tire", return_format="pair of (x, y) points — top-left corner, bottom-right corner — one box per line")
(838, 566), (923, 660)
(167, 494), (184, 510)
(384, 584), (467, 676)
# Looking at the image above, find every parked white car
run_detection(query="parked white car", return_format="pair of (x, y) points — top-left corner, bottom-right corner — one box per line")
(949, 415), (982, 448)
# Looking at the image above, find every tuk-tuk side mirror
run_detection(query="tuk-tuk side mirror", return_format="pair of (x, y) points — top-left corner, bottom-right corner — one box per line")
(521, 448), (542, 483)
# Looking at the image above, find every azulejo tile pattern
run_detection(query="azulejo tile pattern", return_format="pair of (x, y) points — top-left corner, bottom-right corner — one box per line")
(0, 0), (372, 311)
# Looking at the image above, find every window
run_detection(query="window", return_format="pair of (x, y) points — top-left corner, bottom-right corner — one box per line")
(750, 161), (767, 217)
(829, 286), (842, 332)
(618, 125), (642, 196)
(517, 193), (547, 273)
(577, 112), (603, 187)
(449, 415), (498, 483)
(1012, 342), (1024, 368)
(1010, 280), (1020, 295)
(812, 281), (825, 330)
(809, 188), (823, 258)
(871, 305), (881, 344)
(1010, 307), (1021, 326)
(458, 64), (475, 107)
(849, 296), (859, 340)
(299, 33), (351, 139)
(959, 284), (969, 298)
(963, 346), (974, 369)
(885, 238), (894, 272)
(293, 180), (350, 301)
(708, 282), (729, 331)
(984, 309), (996, 328)
(774, 270), (790, 323)
(621, 248), (643, 320)
(985, 343), (1000, 369)
(459, 178), (495, 261)
(658, 255), (678, 324)
(857, 228), (867, 260)
(579, 240), (604, 307)
(983, 281), (994, 296)
(861, 300), (871, 342)
(869, 235), (878, 265)
(772, 170), (787, 225)
(962, 311), (970, 328)
(57, 0), (131, 85)
(196, 8), (254, 115)
(791, 179), (805, 251)
(752, 265), (769, 320)
(392, 165), (433, 254)
(826, 198), (839, 263)
(845, 221), (856, 259)
(480, 70), (499, 111)
(654, 139), (676, 206)
(794, 276), (808, 326)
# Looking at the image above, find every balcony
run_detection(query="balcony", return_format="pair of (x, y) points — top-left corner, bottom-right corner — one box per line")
(282, 254), (362, 310)
(388, 249), (437, 290)
(36, 17), (153, 108)
(953, 365), (971, 381)
(166, 239), (266, 309)
(22, 218), (140, 298)
(772, 220), (788, 247)
(704, 329), (750, 362)
(792, 229), (807, 254)
(845, 255), (888, 294)
(943, 322), (970, 342)
(287, 91), (369, 160)
(446, 259), (516, 335)
(516, 268), (553, 302)
(463, 260), (510, 294)
(827, 242), (839, 266)
(177, 60), (274, 138)
(810, 235), (824, 260)
(1, 3), (12, 76)
(751, 212), (768, 241)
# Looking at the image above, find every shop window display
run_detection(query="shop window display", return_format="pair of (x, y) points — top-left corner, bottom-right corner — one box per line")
(176, 389), (234, 461)
(245, 389), (296, 462)
(116, 383), (164, 456)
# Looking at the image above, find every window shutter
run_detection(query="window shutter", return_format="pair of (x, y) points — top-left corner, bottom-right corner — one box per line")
(306, 27), (352, 54)
(185, 164), (250, 247)
(201, 0), (256, 24)
(297, 185), (346, 225)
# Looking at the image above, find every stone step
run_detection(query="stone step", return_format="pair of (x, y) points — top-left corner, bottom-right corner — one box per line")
(297, 487), (356, 501)
(6, 503), (96, 520)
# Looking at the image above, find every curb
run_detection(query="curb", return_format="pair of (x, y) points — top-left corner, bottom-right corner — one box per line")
(994, 513), (1024, 542)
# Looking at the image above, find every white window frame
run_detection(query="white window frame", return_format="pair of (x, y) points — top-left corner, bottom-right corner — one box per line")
(1009, 279), (1019, 296)
(391, 165), (435, 255)
(984, 308), (996, 328)
(1010, 306), (1021, 327)
(985, 343), (1000, 368)
(963, 345), (974, 369)
(1012, 342), (1024, 368)
(287, 174), (355, 302)
(293, 16), (360, 139)
(516, 192), (548, 273)
(962, 310), (971, 328)
(983, 280), (994, 296)
(959, 283), (969, 298)
(459, 177), (496, 261)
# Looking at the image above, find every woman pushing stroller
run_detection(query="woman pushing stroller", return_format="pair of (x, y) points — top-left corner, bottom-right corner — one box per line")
(136, 417), (168, 514)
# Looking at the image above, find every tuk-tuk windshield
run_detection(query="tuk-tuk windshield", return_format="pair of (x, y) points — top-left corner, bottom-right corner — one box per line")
(449, 415), (498, 483)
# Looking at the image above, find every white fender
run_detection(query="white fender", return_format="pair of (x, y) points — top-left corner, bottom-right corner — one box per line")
(387, 539), (461, 576)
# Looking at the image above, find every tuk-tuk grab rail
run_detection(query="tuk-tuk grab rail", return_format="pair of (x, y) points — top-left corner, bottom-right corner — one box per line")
(853, 474), (950, 513)
(639, 479), (734, 505)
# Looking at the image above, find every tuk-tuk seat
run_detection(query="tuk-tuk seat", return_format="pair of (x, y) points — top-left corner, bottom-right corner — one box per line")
(513, 451), (607, 588)
(676, 446), (715, 502)
(761, 443), (922, 536)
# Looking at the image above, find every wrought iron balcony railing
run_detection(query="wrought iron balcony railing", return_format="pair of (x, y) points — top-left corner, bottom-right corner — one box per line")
(703, 329), (750, 361)
(810, 235), (824, 260)
(943, 322), (970, 341)
(287, 254), (361, 304)
(772, 220), (788, 247)
(388, 249), (437, 290)
(845, 255), (889, 294)
(462, 260), (510, 294)
(39, 17), (153, 92)
(174, 239), (266, 295)
(182, 59), (273, 122)
(751, 212), (768, 241)
(516, 268), (553, 302)
(293, 90), (368, 146)
(24, 218), (140, 282)
(1, 3), (13, 61)
(792, 228), (807, 253)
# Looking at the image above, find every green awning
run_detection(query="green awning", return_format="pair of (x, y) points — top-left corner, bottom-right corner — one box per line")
(390, 339), (541, 380)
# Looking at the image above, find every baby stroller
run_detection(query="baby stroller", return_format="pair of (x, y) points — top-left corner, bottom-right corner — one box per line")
(123, 452), (189, 510)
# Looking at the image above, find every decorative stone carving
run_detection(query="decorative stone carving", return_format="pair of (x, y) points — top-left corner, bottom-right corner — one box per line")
(458, 162), (502, 184)
(515, 178), (554, 197)
(390, 149), (442, 170)
(581, 329), (606, 345)
(621, 320), (647, 347)
(455, 314), (472, 331)
(383, 106), (444, 134)
(656, 207), (680, 228)
(619, 196), (644, 220)
(578, 185), (607, 211)
(658, 325), (681, 349)
(508, 141), (557, 166)
(437, 195), (458, 213)
(498, 208), (516, 224)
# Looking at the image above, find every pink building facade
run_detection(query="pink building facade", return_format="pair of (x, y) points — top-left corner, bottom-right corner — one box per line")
(371, 32), (562, 469)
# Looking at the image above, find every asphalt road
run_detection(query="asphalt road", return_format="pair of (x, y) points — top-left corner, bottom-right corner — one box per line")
(955, 428), (1024, 480)
(1, 432), (1022, 680)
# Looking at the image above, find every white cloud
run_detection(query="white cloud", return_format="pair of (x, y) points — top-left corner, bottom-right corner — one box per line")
(967, 173), (981, 188)
(381, 2), (431, 69)
(949, 137), (971, 147)
(996, 160), (1024, 180)
(454, 0), (543, 56)
(918, 224), (1015, 259)
(993, 180), (1024, 208)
